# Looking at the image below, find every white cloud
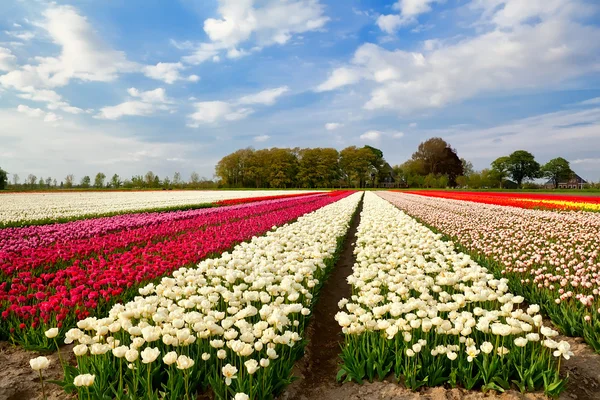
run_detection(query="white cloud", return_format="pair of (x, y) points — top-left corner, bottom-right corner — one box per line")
(183, 0), (329, 65)
(237, 86), (289, 105)
(325, 122), (343, 130)
(392, 131), (405, 138)
(315, 67), (362, 92)
(377, 0), (442, 33)
(127, 87), (171, 104)
(360, 130), (382, 141)
(96, 101), (158, 120)
(0, 109), (195, 178)
(0, 47), (17, 71)
(187, 87), (288, 126)
(4, 30), (35, 41)
(17, 104), (45, 118)
(0, 5), (136, 92)
(188, 101), (253, 126)
(97, 88), (172, 120)
(17, 104), (62, 123)
(142, 62), (200, 84)
(409, 122), (418, 128)
(578, 97), (600, 106)
(437, 107), (600, 180)
(254, 134), (270, 142)
(16, 87), (85, 114)
(376, 14), (404, 34)
(318, 1), (600, 113)
(572, 158), (600, 165)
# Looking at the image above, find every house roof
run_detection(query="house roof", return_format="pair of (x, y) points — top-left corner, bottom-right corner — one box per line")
(544, 172), (587, 185)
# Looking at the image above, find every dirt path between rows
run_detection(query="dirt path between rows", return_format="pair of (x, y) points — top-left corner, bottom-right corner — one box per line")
(281, 198), (363, 400)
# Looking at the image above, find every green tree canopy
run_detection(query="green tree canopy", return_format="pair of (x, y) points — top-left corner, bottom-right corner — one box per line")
(490, 156), (510, 188)
(80, 176), (91, 188)
(0, 166), (7, 190)
(541, 157), (573, 189)
(506, 150), (540, 188)
(94, 172), (106, 188)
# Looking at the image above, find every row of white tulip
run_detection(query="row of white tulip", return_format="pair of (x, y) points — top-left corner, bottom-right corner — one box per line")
(0, 190), (319, 225)
(61, 192), (362, 400)
(335, 192), (569, 395)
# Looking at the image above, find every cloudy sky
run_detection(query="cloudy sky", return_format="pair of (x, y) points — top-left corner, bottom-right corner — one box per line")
(1, 0), (600, 182)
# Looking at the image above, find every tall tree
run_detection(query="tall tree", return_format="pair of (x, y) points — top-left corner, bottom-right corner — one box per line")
(144, 171), (156, 187)
(94, 172), (106, 188)
(264, 148), (298, 188)
(12, 173), (19, 186)
(65, 174), (74, 189)
(111, 174), (121, 188)
(172, 172), (182, 186)
(297, 148), (339, 188)
(27, 174), (37, 187)
(0, 167), (7, 190)
(339, 146), (375, 188)
(541, 157), (573, 189)
(190, 171), (200, 186)
(506, 150), (540, 188)
(80, 176), (91, 188)
(461, 158), (474, 177)
(411, 138), (463, 186)
(45, 177), (52, 188)
(490, 156), (510, 188)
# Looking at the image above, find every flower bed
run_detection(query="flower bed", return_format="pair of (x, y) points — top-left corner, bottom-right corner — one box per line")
(336, 192), (568, 396)
(403, 190), (600, 212)
(59, 192), (362, 400)
(0, 192), (350, 348)
(0, 190), (321, 227)
(380, 191), (600, 353)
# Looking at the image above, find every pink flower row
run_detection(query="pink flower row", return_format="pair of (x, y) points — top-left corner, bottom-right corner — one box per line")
(379, 192), (600, 307)
(0, 192), (351, 334)
(0, 194), (325, 277)
(0, 194), (323, 254)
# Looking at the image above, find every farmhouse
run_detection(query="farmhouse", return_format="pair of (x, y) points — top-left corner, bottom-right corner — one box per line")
(544, 173), (587, 189)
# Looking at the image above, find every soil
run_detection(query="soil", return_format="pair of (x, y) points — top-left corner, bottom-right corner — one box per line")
(282, 198), (363, 400)
(0, 342), (75, 400)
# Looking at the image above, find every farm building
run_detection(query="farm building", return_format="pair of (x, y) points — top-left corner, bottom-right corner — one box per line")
(544, 173), (587, 189)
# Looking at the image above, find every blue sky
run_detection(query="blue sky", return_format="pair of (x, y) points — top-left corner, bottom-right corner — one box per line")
(1, 0), (600, 183)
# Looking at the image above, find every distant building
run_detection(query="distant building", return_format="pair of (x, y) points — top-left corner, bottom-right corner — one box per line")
(378, 163), (402, 188)
(544, 173), (587, 189)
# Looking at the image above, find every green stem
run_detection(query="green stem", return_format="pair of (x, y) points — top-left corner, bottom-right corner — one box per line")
(39, 371), (47, 400)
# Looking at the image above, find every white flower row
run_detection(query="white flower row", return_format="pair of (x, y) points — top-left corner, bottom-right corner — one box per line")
(0, 190), (320, 224)
(336, 192), (571, 362)
(66, 192), (362, 398)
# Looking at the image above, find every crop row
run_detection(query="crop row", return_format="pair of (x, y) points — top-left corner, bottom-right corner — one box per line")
(404, 190), (600, 212)
(380, 192), (600, 353)
(1, 192), (350, 348)
(0, 190), (321, 227)
(55, 192), (362, 400)
(336, 192), (569, 396)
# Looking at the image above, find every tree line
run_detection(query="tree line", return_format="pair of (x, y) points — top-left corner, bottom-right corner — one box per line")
(0, 138), (593, 191)
(395, 141), (583, 189)
(0, 168), (217, 191)
(215, 146), (392, 188)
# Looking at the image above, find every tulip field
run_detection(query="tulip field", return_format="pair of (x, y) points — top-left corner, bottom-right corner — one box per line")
(0, 190), (321, 227)
(4, 189), (600, 399)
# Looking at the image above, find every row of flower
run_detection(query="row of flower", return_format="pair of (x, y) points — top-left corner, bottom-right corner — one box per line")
(404, 190), (600, 212)
(1, 192), (351, 348)
(0, 193), (326, 272)
(336, 192), (570, 396)
(47, 192), (362, 400)
(0, 190), (321, 227)
(380, 192), (600, 353)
